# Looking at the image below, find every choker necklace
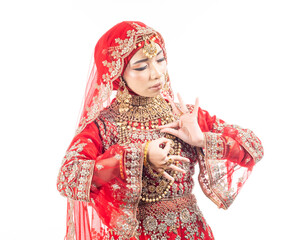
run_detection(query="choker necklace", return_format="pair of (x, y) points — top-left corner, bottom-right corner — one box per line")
(116, 95), (175, 139)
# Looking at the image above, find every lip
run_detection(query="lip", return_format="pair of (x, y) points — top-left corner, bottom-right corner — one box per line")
(150, 82), (162, 89)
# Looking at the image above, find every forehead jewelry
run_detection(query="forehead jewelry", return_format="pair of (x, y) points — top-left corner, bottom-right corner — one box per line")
(136, 34), (158, 58)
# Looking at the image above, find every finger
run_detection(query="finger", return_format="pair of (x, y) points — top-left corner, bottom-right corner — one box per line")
(177, 93), (189, 113)
(192, 97), (199, 117)
(160, 128), (179, 138)
(162, 171), (175, 182)
(168, 164), (186, 174)
(167, 95), (181, 116)
(158, 120), (179, 129)
(168, 155), (190, 163)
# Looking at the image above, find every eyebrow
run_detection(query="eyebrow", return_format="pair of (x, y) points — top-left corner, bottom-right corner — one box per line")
(132, 50), (163, 65)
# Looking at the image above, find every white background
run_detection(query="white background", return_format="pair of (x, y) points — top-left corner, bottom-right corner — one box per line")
(1, 0), (299, 239)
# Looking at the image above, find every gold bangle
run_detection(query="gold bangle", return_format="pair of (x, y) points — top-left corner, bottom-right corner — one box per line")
(119, 153), (125, 179)
(165, 158), (174, 166)
(144, 141), (150, 166)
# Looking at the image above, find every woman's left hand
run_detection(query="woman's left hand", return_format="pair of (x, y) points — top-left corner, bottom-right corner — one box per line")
(158, 93), (205, 148)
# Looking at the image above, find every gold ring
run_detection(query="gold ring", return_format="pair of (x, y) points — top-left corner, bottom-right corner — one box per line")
(166, 158), (174, 166)
(158, 169), (165, 176)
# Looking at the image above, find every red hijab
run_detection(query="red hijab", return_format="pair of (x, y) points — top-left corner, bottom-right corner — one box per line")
(76, 21), (173, 135)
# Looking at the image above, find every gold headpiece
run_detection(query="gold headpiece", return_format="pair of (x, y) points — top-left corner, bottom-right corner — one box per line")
(135, 34), (158, 58)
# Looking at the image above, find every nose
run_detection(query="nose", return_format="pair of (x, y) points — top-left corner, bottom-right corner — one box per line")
(150, 62), (161, 80)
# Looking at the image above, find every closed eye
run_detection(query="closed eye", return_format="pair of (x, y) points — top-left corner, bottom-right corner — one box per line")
(134, 66), (147, 71)
(157, 57), (165, 62)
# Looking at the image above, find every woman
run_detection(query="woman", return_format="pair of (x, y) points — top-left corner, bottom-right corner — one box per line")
(57, 21), (264, 240)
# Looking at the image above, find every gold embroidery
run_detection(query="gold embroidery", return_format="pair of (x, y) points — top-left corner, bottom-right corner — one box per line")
(61, 139), (87, 165)
(135, 194), (212, 239)
(204, 132), (225, 160)
(212, 118), (264, 163)
(198, 117), (264, 209)
(108, 143), (143, 239)
(57, 139), (95, 201)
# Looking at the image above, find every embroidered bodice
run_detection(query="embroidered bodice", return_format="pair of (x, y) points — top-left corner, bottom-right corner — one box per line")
(95, 96), (199, 202)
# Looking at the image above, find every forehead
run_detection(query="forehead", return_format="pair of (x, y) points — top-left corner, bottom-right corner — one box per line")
(129, 43), (163, 62)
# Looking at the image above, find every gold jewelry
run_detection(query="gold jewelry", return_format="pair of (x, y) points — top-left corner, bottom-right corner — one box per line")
(177, 107), (189, 116)
(162, 73), (169, 91)
(113, 95), (182, 203)
(116, 77), (131, 114)
(116, 95), (175, 144)
(135, 34), (158, 58)
(143, 141), (150, 166)
(119, 154), (125, 180)
(165, 158), (174, 166)
(143, 39), (157, 58)
(175, 112), (183, 118)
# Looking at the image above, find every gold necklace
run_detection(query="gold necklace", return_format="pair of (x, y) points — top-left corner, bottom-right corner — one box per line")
(114, 95), (182, 202)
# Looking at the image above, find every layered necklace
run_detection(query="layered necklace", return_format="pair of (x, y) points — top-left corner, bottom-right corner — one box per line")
(114, 94), (182, 203)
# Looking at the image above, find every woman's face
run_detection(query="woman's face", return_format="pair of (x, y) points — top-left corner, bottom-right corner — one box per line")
(123, 43), (167, 97)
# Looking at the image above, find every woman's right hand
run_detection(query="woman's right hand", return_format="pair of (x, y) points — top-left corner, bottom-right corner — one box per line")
(144, 137), (190, 182)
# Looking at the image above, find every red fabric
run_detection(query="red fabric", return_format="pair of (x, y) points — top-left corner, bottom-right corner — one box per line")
(90, 145), (129, 229)
(196, 106), (263, 209)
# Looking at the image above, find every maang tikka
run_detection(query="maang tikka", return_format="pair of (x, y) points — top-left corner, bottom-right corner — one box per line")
(135, 34), (158, 59)
(116, 77), (132, 114)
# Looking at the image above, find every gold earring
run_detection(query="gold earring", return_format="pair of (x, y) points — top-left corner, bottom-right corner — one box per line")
(116, 77), (131, 114)
(163, 73), (169, 92)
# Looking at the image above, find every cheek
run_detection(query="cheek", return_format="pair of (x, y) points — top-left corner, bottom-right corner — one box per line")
(159, 61), (167, 72)
(125, 70), (141, 79)
(124, 70), (148, 86)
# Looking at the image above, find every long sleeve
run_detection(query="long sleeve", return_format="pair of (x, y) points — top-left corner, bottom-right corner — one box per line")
(57, 122), (101, 202)
(194, 106), (264, 209)
(90, 142), (144, 238)
(202, 114), (263, 168)
(56, 121), (134, 201)
(57, 120), (144, 239)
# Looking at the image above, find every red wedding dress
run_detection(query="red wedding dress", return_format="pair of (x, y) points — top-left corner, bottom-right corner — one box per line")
(57, 95), (264, 240)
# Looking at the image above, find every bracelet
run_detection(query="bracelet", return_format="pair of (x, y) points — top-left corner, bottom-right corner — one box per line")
(143, 141), (164, 178)
(144, 141), (150, 166)
(118, 153), (125, 180)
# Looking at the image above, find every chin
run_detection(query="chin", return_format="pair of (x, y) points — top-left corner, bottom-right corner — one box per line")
(137, 90), (161, 98)
(147, 92), (161, 98)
